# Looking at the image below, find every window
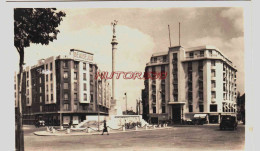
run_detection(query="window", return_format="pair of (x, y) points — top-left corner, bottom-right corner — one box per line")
(199, 92), (203, 100)
(27, 80), (29, 87)
(74, 104), (78, 110)
(74, 62), (78, 69)
(83, 73), (86, 80)
(189, 52), (194, 58)
(89, 64), (93, 72)
(64, 71), (68, 79)
(46, 85), (48, 92)
(51, 94), (53, 101)
(153, 107), (156, 113)
(63, 61), (68, 68)
(173, 53), (177, 60)
(163, 56), (167, 62)
(84, 83), (87, 91)
(91, 94), (93, 102)
(154, 57), (157, 63)
(64, 83), (68, 89)
(74, 82), (77, 91)
(210, 104), (217, 112)
(50, 63), (52, 70)
(211, 69), (216, 77)
(83, 63), (86, 70)
(39, 87), (42, 93)
(74, 72), (78, 80)
(50, 73), (53, 81)
(188, 62), (192, 68)
(174, 94), (178, 102)
(51, 84), (53, 91)
(40, 96), (42, 103)
(74, 93), (78, 100)
(64, 93), (68, 100)
(211, 80), (216, 88)
(211, 91), (216, 99)
(46, 75), (48, 81)
(26, 98), (29, 104)
(63, 104), (69, 111)
(46, 64), (48, 70)
(84, 93), (87, 101)
(209, 50), (212, 56)
(26, 72), (29, 78)
(46, 95), (49, 101)
(189, 105), (193, 112)
(199, 105), (204, 112)
(162, 106), (166, 113)
(188, 92), (192, 100)
(199, 82), (203, 90)
(200, 51), (204, 57)
(211, 60), (216, 66)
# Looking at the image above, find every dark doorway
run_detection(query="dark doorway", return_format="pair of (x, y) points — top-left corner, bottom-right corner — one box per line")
(80, 115), (86, 122)
(172, 105), (181, 124)
(151, 117), (158, 124)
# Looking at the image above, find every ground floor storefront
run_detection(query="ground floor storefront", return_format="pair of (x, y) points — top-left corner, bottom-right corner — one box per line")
(147, 104), (236, 124)
(22, 112), (109, 126)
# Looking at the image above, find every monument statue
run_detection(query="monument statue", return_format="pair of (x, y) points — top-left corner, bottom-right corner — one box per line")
(111, 20), (118, 36)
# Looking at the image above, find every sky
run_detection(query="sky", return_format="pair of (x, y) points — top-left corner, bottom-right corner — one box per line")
(13, 7), (244, 112)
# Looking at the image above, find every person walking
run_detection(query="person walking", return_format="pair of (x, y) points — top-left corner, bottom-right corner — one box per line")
(102, 120), (109, 135)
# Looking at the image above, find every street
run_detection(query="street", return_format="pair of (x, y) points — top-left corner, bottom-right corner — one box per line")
(24, 124), (244, 151)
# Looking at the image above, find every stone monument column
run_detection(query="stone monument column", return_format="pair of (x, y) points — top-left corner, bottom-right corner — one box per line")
(109, 20), (122, 115)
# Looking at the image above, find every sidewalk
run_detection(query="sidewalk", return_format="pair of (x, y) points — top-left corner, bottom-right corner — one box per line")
(34, 126), (173, 136)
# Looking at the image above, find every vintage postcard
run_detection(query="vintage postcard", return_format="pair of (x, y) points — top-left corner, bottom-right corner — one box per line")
(0, 1), (255, 150)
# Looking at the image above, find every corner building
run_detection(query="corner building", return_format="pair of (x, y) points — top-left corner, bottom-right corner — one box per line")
(142, 45), (237, 124)
(15, 49), (111, 125)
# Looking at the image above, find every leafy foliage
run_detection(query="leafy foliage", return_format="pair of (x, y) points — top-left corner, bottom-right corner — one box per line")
(14, 8), (66, 50)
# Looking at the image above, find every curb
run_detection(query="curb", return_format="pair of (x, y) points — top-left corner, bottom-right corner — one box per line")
(34, 127), (173, 136)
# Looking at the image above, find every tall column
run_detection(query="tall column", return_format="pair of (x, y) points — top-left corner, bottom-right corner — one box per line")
(111, 35), (118, 101)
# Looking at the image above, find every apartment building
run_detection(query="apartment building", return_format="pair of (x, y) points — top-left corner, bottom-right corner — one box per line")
(15, 49), (111, 125)
(142, 45), (237, 124)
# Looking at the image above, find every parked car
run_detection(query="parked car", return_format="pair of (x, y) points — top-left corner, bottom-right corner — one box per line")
(192, 114), (208, 125)
(35, 120), (45, 128)
(220, 115), (237, 130)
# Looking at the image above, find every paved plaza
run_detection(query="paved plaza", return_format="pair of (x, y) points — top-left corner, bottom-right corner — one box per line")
(24, 124), (245, 151)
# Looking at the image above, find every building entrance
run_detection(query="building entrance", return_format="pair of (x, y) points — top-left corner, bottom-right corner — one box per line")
(172, 105), (181, 124)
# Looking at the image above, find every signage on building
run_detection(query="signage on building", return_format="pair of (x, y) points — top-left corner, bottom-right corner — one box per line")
(71, 49), (93, 62)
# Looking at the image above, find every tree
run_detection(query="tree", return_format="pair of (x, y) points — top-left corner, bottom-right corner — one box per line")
(14, 8), (66, 151)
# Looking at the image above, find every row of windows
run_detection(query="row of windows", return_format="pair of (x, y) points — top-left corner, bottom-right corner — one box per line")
(63, 72), (87, 80)
(45, 62), (53, 71)
(152, 106), (166, 113)
(63, 93), (88, 101)
(63, 61), (90, 71)
(46, 73), (53, 82)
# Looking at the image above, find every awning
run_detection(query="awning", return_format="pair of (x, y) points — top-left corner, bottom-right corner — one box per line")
(194, 114), (207, 118)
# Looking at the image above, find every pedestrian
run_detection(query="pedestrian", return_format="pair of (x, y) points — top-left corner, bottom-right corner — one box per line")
(102, 120), (109, 135)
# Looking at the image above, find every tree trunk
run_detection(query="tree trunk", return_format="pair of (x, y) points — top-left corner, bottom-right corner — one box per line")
(16, 46), (24, 151)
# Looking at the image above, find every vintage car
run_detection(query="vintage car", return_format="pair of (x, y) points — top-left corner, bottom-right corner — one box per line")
(219, 115), (238, 130)
(35, 120), (45, 128)
(192, 114), (208, 125)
